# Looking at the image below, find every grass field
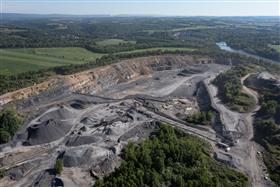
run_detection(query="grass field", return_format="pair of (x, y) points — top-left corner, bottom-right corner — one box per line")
(96, 39), (136, 46)
(0, 28), (27, 33)
(116, 47), (196, 54)
(0, 47), (104, 75)
(270, 45), (280, 53)
(47, 23), (68, 30)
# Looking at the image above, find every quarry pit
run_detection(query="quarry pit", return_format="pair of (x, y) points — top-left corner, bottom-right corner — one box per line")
(0, 55), (272, 187)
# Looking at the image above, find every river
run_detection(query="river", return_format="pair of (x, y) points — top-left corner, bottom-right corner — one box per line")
(216, 42), (280, 64)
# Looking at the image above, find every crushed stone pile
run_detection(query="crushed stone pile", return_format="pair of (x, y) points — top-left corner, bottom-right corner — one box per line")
(91, 155), (121, 177)
(63, 146), (109, 167)
(8, 162), (35, 180)
(39, 106), (74, 121)
(27, 119), (72, 145)
(80, 117), (100, 126)
(66, 135), (102, 146)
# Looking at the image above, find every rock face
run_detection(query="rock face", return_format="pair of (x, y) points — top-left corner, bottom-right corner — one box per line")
(63, 55), (212, 94)
(0, 55), (213, 106)
(0, 79), (58, 106)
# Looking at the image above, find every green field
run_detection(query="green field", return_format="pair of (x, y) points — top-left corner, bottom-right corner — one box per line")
(0, 47), (104, 75)
(96, 39), (136, 46)
(270, 45), (280, 53)
(47, 23), (68, 30)
(116, 47), (196, 54)
(0, 28), (27, 33)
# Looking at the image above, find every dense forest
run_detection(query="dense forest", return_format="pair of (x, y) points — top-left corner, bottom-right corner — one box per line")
(94, 124), (248, 187)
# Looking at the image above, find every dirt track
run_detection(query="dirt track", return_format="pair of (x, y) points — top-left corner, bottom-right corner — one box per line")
(200, 72), (274, 187)
(237, 74), (272, 187)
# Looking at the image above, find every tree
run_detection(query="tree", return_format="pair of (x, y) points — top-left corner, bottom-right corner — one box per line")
(201, 112), (207, 122)
(206, 111), (213, 121)
(262, 100), (278, 116)
(125, 142), (137, 161)
(154, 156), (165, 172)
(0, 130), (11, 144)
(0, 169), (6, 179)
(186, 111), (212, 125)
(173, 175), (184, 187)
(0, 109), (22, 136)
(55, 159), (63, 174)
(0, 109), (22, 144)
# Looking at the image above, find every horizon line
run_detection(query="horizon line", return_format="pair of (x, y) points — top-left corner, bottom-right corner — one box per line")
(2, 12), (280, 17)
(3, 0), (279, 2)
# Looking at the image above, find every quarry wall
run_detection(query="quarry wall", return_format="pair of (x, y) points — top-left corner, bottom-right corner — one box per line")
(0, 55), (213, 106)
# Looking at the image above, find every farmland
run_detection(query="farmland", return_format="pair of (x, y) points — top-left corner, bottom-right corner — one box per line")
(96, 39), (136, 46)
(0, 28), (27, 34)
(0, 47), (104, 75)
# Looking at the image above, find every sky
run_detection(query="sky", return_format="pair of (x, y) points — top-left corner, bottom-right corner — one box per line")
(1, 0), (280, 16)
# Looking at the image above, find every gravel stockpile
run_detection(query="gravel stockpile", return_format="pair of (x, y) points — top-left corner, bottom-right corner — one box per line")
(63, 146), (109, 167)
(118, 121), (159, 142)
(80, 117), (100, 126)
(8, 162), (35, 180)
(66, 135), (102, 146)
(38, 106), (74, 121)
(63, 148), (94, 167)
(27, 119), (72, 145)
(91, 155), (121, 177)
